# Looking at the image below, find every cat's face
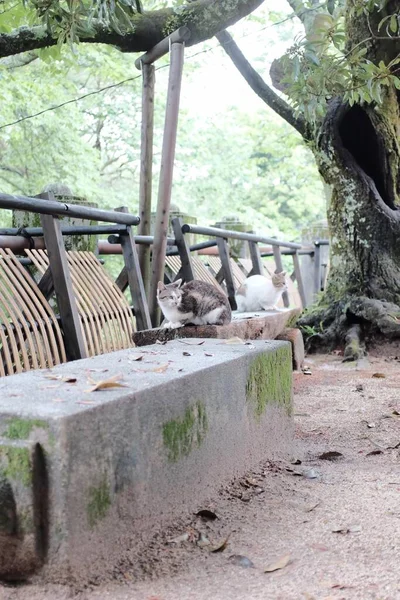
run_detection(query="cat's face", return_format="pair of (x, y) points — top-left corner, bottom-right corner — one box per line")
(272, 271), (287, 290)
(157, 279), (183, 308)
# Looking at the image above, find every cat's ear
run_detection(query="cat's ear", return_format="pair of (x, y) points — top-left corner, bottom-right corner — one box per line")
(157, 281), (166, 291)
(280, 271), (286, 277)
(173, 279), (183, 288)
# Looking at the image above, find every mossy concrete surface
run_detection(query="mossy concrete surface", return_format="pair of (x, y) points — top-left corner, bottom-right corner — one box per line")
(0, 339), (293, 583)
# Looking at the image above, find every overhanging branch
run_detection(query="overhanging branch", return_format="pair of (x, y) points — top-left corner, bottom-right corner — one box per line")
(216, 30), (309, 139)
(0, 0), (265, 59)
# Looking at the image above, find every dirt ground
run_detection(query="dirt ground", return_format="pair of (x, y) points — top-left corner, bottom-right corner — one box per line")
(2, 350), (400, 600)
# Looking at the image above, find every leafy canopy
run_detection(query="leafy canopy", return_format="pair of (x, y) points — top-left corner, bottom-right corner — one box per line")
(277, 0), (400, 123)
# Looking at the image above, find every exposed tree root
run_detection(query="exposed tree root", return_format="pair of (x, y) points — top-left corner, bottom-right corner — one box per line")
(298, 296), (400, 359)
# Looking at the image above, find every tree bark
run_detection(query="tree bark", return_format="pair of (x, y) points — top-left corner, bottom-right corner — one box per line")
(0, 0), (265, 58)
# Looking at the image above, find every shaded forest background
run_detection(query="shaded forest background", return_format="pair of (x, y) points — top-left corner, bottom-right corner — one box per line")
(0, 1), (325, 241)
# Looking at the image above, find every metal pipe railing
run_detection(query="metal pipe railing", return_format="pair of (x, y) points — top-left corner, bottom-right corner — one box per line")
(0, 225), (129, 237)
(0, 192), (140, 226)
(181, 223), (302, 250)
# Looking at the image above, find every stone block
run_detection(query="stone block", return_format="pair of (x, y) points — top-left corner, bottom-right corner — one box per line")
(276, 328), (305, 370)
(0, 340), (293, 583)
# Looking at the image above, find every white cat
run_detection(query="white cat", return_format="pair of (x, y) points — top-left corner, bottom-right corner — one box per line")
(235, 272), (287, 312)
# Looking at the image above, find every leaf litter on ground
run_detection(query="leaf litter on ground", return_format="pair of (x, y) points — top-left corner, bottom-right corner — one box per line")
(264, 553), (291, 573)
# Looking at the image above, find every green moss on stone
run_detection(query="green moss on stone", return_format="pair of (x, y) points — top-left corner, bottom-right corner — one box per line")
(286, 312), (300, 328)
(3, 418), (48, 440)
(0, 446), (31, 486)
(246, 347), (292, 420)
(87, 478), (111, 529)
(163, 401), (208, 462)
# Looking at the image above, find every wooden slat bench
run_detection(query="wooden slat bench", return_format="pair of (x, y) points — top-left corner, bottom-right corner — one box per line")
(0, 248), (66, 376)
(26, 249), (135, 357)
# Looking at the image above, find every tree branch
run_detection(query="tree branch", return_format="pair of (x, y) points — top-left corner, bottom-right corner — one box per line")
(0, 51), (38, 69)
(216, 30), (309, 139)
(0, 0), (265, 59)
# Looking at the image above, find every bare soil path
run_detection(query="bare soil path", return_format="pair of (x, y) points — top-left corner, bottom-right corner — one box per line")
(2, 351), (400, 600)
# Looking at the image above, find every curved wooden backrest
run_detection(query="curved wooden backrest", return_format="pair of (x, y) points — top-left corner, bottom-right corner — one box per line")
(26, 249), (135, 357)
(0, 249), (66, 376)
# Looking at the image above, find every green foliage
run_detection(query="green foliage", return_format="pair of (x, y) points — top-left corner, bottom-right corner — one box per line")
(278, 0), (400, 123)
(0, 2), (326, 244)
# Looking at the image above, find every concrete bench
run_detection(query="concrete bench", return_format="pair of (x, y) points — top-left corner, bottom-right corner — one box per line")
(0, 339), (293, 582)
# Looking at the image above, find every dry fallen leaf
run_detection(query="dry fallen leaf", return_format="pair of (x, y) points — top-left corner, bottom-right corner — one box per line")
(45, 374), (77, 383)
(178, 339), (205, 346)
(228, 555), (255, 568)
(366, 449), (383, 456)
(210, 534), (231, 553)
(76, 400), (96, 405)
(129, 354), (144, 362)
(197, 532), (211, 548)
(305, 502), (321, 513)
(372, 372), (386, 378)
(222, 337), (245, 345)
(264, 553), (291, 573)
(182, 351), (193, 357)
(195, 509), (218, 521)
(204, 352), (214, 357)
(332, 524), (361, 534)
(318, 451), (344, 461)
(85, 374), (127, 392)
(167, 532), (190, 544)
(151, 363), (169, 373)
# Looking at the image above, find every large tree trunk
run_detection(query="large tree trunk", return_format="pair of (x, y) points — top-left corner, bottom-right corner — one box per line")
(301, 86), (400, 356)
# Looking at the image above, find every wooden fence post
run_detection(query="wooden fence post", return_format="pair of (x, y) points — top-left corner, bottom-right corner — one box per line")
(116, 207), (151, 331)
(138, 63), (155, 294)
(172, 217), (194, 281)
(149, 42), (185, 326)
(38, 193), (87, 361)
(217, 238), (237, 310)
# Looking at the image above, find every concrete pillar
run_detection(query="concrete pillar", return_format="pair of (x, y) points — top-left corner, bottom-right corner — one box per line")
(151, 205), (198, 249)
(214, 217), (251, 259)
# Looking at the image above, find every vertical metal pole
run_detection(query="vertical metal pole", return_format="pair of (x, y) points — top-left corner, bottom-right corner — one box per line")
(217, 238), (237, 311)
(149, 42), (185, 326)
(248, 241), (263, 275)
(138, 63), (155, 294)
(313, 242), (322, 300)
(292, 251), (307, 309)
(273, 245), (290, 308)
(172, 217), (194, 282)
